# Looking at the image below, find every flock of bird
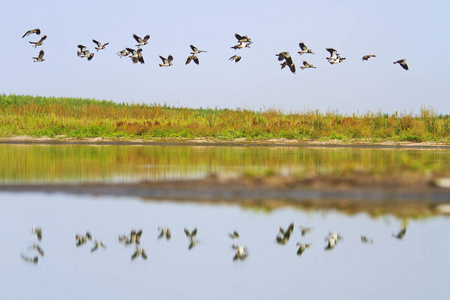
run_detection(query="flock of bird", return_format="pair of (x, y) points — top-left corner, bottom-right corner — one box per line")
(22, 28), (409, 73)
(20, 224), (407, 264)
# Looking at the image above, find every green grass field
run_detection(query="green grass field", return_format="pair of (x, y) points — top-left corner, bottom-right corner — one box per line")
(1, 94), (449, 142)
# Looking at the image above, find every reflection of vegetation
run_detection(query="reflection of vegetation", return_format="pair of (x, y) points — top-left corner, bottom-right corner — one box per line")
(0, 144), (449, 183)
(0, 94), (449, 141)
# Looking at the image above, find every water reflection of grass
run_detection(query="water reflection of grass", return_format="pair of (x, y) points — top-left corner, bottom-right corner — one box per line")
(0, 145), (449, 183)
(1, 94), (449, 142)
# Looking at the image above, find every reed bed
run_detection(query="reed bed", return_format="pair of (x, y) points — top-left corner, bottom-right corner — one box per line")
(1, 94), (449, 142)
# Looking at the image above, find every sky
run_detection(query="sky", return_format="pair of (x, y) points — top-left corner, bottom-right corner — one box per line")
(1, 0), (449, 114)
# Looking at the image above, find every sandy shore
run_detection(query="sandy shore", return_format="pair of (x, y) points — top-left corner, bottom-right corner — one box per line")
(1, 135), (450, 148)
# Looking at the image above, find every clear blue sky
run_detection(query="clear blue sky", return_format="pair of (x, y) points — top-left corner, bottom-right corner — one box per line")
(1, 0), (449, 114)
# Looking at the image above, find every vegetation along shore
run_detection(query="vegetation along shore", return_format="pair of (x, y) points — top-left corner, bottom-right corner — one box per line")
(1, 94), (449, 143)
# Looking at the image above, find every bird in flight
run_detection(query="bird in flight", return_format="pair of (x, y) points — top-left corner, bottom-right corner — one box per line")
(185, 54), (199, 65)
(298, 42), (315, 55)
(22, 28), (41, 38)
(159, 55), (173, 67)
(393, 59), (408, 70)
(300, 61), (316, 70)
(32, 50), (45, 62)
(126, 48), (145, 64)
(133, 34), (150, 47)
(92, 39), (109, 51)
(190, 45), (207, 54)
(229, 55), (241, 63)
(362, 54), (376, 61)
(29, 35), (47, 48)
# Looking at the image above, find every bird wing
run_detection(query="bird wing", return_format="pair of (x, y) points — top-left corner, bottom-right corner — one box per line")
(289, 63), (296, 74)
(191, 228), (197, 237)
(133, 34), (142, 43)
(400, 62), (409, 70)
(22, 30), (31, 38)
(285, 56), (293, 66)
(92, 39), (101, 47)
(167, 55), (173, 63)
(299, 43), (307, 50)
(190, 45), (197, 52)
(126, 48), (136, 55)
(235, 33), (243, 41)
(193, 56), (199, 65)
(78, 45), (86, 51)
(326, 48), (336, 56)
(39, 35), (47, 43)
(38, 50), (44, 59)
(184, 228), (190, 237)
(185, 56), (192, 65)
(143, 35), (150, 42)
(159, 56), (167, 63)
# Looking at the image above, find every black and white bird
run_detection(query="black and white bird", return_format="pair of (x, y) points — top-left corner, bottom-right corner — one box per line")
(32, 50), (45, 62)
(22, 28), (41, 38)
(276, 52), (296, 74)
(326, 48), (340, 61)
(190, 45), (207, 54)
(235, 33), (252, 43)
(126, 48), (144, 64)
(159, 55), (173, 67)
(133, 34), (150, 47)
(298, 42), (314, 55)
(77, 45), (94, 60)
(185, 54), (199, 65)
(229, 55), (241, 63)
(92, 39), (109, 51)
(300, 61), (316, 70)
(393, 59), (408, 70)
(29, 35), (47, 48)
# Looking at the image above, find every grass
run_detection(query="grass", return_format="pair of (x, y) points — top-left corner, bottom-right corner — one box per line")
(0, 94), (449, 142)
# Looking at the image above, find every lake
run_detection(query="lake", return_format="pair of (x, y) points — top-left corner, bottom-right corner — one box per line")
(1, 144), (449, 299)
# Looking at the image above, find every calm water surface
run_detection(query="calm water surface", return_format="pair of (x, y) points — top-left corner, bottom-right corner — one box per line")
(0, 144), (449, 183)
(1, 144), (449, 299)
(0, 192), (448, 300)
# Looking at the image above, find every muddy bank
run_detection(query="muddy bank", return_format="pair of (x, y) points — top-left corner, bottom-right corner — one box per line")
(3, 175), (450, 218)
(1, 136), (450, 148)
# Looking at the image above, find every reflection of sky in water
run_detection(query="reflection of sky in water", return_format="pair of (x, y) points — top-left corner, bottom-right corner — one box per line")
(1, 192), (449, 300)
